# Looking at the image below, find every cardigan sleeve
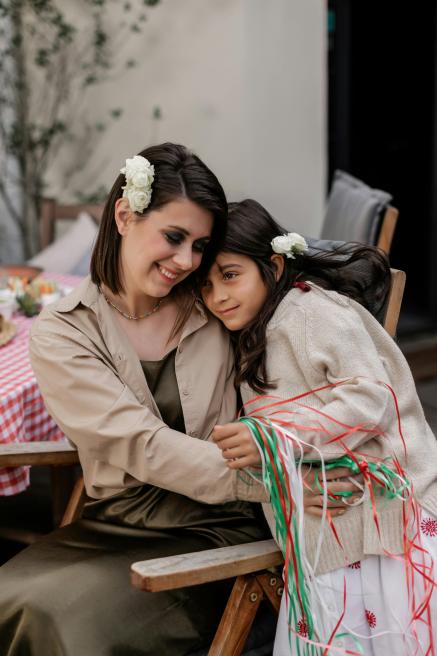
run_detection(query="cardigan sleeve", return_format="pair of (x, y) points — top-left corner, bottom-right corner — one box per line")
(30, 326), (268, 504)
(271, 301), (397, 457)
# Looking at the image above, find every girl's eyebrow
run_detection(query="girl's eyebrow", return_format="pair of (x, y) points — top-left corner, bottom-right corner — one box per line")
(219, 263), (243, 272)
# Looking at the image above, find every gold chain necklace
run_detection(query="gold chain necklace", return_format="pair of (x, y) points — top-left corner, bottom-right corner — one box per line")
(100, 289), (164, 320)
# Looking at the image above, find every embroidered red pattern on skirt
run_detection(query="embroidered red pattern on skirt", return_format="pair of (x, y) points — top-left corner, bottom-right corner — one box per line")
(365, 609), (377, 629)
(348, 561), (361, 569)
(421, 517), (437, 537)
(297, 618), (309, 637)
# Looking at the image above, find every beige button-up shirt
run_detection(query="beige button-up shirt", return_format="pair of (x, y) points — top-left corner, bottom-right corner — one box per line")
(30, 277), (267, 504)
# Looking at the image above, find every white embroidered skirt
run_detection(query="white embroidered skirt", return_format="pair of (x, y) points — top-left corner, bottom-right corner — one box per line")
(273, 511), (437, 656)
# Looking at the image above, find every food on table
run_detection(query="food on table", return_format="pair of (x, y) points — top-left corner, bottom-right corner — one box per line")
(16, 293), (41, 317)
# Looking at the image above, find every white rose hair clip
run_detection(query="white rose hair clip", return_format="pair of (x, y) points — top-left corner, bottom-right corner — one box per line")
(271, 232), (308, 259)
(120, 155), (155, 213)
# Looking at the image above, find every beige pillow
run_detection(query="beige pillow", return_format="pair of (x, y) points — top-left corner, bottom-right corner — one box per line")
(28, 212), (98, 275)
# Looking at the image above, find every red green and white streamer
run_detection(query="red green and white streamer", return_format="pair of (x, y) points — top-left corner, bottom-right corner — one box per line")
(239, 381), (436, 655)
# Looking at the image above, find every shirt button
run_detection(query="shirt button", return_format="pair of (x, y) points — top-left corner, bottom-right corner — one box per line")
(182, 390), (189, 396)
(191, 430), (198, 437)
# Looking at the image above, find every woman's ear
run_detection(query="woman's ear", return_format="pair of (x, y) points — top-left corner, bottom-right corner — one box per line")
(270, 254), (285, 281)
(114, 197), (134, 236)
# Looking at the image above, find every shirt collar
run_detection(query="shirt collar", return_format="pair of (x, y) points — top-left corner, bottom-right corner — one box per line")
(54, 275), (99, 312)
(55, 275), (209, 337)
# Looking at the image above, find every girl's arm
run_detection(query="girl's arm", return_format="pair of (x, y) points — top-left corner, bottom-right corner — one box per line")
(213, 424), (362, 516)
(214, 302), (396, 461)
(262, 301), (397, 457)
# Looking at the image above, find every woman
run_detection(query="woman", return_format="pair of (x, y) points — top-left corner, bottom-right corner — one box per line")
(0, 146), (352, 656)
(0, 144), (268, 655)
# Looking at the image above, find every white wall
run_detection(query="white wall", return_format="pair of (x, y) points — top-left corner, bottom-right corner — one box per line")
(46, 0), (326, 237)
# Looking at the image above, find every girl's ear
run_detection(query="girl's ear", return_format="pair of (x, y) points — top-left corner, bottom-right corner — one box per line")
(270, 254), (285, 281)
(114, 197), (134, 236)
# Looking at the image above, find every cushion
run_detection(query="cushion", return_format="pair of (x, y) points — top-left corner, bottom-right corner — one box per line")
(28, 212), (98, 275)
(320, 170), (392, 245)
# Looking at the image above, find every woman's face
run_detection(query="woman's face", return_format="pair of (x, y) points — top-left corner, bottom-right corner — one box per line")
(201, 252), (269, 331)
(116, 198), (213, 299)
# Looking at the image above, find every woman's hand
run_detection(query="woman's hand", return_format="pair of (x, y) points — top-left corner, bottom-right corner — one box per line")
(212, 422), (261, 469)
(302, 465), (363, 517)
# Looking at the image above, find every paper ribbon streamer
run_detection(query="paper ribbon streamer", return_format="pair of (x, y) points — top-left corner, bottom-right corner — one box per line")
(238, 381), (435, 655)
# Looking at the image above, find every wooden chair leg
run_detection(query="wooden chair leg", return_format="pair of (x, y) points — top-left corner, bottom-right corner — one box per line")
(209, 574), (264, 656)
(256, 571), (283, 614)
(60, 476), (86, 527)
(51, 465), (77, 526)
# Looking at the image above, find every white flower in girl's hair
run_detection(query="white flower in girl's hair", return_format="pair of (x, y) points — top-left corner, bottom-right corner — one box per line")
(120, 155), (155, 213)
(271, 232), (308, 259)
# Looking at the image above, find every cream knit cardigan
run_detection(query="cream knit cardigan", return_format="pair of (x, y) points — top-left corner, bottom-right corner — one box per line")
(240, 283), (437, 575)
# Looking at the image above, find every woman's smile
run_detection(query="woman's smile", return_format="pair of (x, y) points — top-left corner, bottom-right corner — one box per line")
(156, 263), (179, 282)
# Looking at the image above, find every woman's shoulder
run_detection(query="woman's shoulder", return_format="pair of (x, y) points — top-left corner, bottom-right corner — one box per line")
(267, 283), (351, 331)
(31, 276), (97, 338)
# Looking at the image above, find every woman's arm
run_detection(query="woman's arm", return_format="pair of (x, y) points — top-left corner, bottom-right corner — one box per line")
(30, 327), (268, 505)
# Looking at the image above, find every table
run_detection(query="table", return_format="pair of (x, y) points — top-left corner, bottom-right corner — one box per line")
(0, 273), (83, 495)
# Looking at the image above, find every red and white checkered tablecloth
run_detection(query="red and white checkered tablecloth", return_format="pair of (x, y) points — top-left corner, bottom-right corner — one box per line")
(0, 273), (83, 495)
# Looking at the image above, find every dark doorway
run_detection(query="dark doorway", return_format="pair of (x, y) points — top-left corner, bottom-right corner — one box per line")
(328, 1), (437, 335)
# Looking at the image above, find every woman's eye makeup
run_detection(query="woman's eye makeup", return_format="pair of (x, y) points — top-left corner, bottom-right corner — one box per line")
(164, 231), (184, 245)
(223, 271), (238, 280)
(193, 239), (209, 253)
(164, 232), (209, 253)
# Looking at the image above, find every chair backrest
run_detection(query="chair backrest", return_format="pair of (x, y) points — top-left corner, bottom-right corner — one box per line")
(40, 198), (104, 249)
(383, 268), (406, 338)
(321, 170), (399, 254)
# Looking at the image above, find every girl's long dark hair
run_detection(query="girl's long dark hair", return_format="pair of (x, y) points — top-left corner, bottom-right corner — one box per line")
(224, 199), (391, 394)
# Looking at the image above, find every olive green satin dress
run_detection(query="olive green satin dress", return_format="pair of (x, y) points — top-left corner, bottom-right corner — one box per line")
(0, 350), (270, 656)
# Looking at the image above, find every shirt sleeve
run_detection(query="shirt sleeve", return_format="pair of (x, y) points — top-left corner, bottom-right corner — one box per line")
(30, 326), (268, 504)
(272, 302), (397, 458)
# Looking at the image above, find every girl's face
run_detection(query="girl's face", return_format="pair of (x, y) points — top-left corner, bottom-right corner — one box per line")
(201, 252), (269, 331)
(116, 197), (213, 300)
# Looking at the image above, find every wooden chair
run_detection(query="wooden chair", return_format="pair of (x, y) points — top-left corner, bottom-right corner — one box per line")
(0, 442), (82, 544)
(0, 269), (406, 652)
(39, 198), (104, 249)
(130, 268), (407, 655)
(321, 170), (399, 255)
(376, 205), (398, 255)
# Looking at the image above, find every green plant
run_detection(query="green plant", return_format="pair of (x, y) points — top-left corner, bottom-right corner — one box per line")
(0, 0), (160, 259)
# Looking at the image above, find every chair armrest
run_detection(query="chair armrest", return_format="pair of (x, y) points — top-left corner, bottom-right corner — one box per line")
(0, 441), (79, 466)
(131, 539), (283, 592)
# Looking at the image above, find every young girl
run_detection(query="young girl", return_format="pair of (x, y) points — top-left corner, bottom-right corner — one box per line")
(201, 198), (437, 655)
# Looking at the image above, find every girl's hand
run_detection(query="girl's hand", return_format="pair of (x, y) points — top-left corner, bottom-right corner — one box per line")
(302, 465), (364, 518)
(212, 423), (261, 469)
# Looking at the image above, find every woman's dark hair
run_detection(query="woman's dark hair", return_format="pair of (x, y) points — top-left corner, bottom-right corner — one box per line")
(91, 142), (227, 294)
(223, 199), (391, 394)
